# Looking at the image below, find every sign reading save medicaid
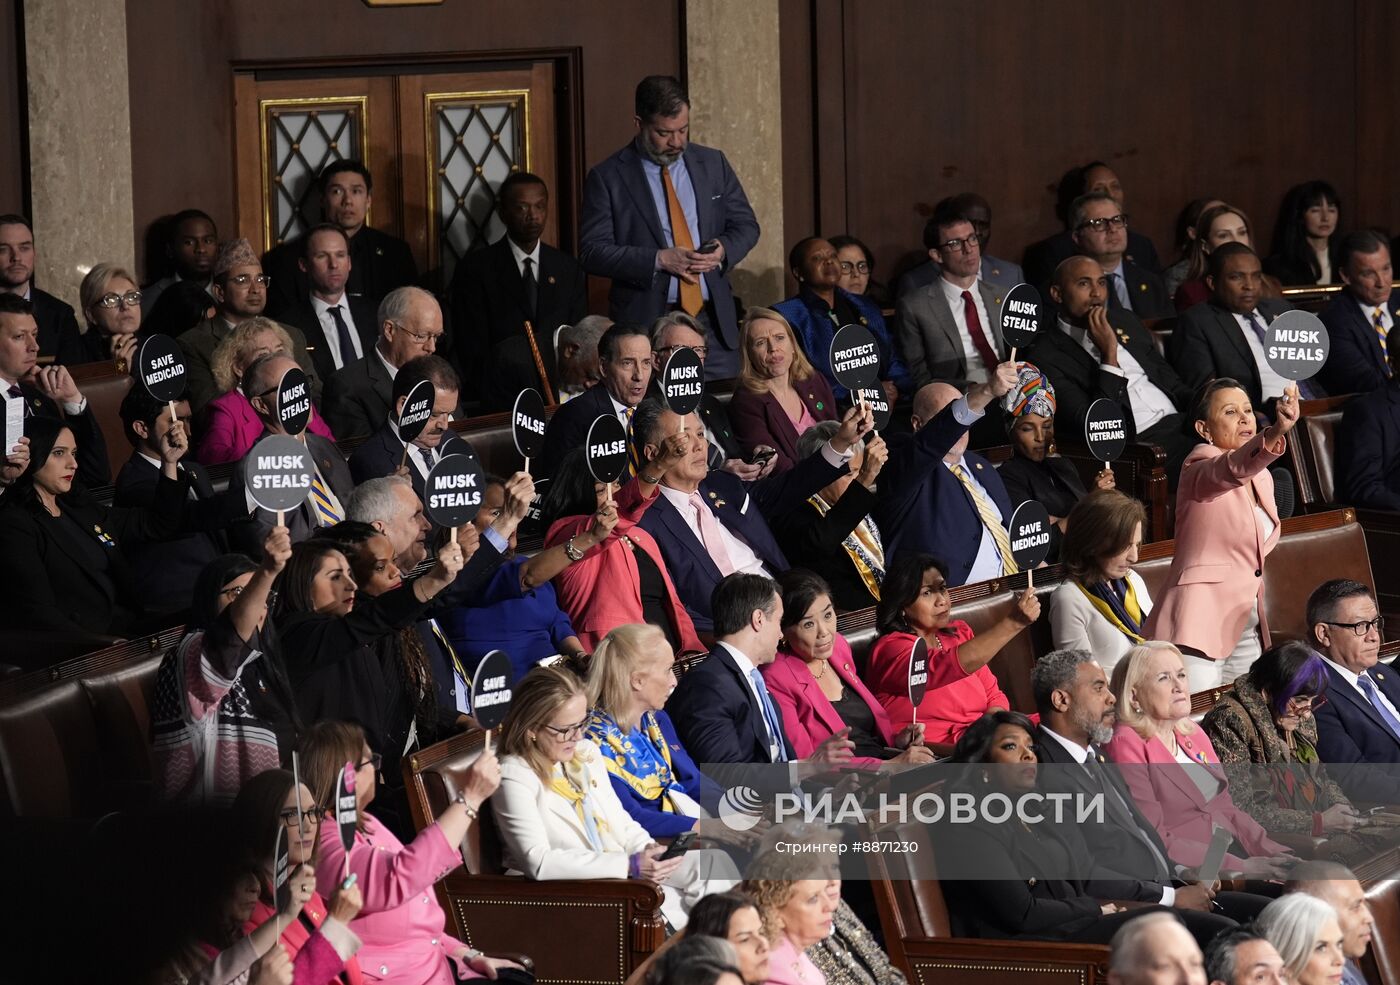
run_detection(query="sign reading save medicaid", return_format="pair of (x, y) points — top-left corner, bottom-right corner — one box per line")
(1263, 310), (1330, 382)
(134, 334), (187, 402)
(469, 649), (515, 729)
(999, 283), (1045, 349)
(1083, 398), (1128, 463)
(907, 636), (930, 708)
(397, 379), (435, 444)
(828, 323), (882, 391)
(853, 386), (893, 431)
(585, 413), (630, 485)
(1008, 499), (1052, 570)
(244, 434), (315, 513)
(424, 448), (485, 527)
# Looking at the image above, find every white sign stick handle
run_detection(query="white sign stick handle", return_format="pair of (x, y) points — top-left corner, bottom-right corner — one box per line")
(1009, 347), (1018, 364)
(276, 510), (284, 527)
(524, 455), (530, 476)
(483, 730), (491, 754)
(1027, 566), (1034, 590)
(168, 400), (177, 427)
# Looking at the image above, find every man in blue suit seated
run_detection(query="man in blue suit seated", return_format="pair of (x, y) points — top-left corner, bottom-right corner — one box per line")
(1317, 229), (1399, 398)
(1309, 578), (1400, 805)
(1336, 327), (1400, 511)
(348, 353), (463, 503)
(875, 359), (1019, 586)
(578, 74), (760, 381)
(633, 396), (869, 633)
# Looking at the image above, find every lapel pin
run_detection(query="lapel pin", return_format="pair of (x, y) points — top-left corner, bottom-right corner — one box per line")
(548, 275), (556, 285)
(975, 462), (983, 470)
(1138, 283), (1147, 292)
(994, 296), (1003, 305)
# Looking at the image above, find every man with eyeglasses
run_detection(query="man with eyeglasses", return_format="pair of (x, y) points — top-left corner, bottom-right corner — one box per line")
(1308, 578), (1400, 803)
(648, 311), (755, 476)
(349, 354), (466, 504)
(1023, 161), (1163, 289)
(1069, 193), (1173, 319)
(178, 237), (320, 414)
(0, 213), (85, 365)
(322, 286), (445, 441)
(896, 192), (1025, 298)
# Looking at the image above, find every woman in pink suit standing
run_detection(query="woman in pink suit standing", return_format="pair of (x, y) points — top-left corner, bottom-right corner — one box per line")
(1103, 641), (1295, 879)
(1145, 378), (1301, 690)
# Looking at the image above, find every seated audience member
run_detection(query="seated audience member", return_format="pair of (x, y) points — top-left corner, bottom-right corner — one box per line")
(1307, 578), (1400, 804)
(1170, 244), (1304, 408)
(1069, 192), (1173, 320)
(276, 223), (378, 384)
(76, 262), (144, 367)
(896, 193), (1026, 297)
(179, 237), (320, 413)
(1173, 203), (1283, 312)
(142, 208), (218, 315)
(1287, 861), (1377, 985)
(301, 720), (528, 985)
(228, 769), (364, 982)
(865, 553), (1034, 745)
(830, 233), (895, 308)
(1022, 162), (1163, 289)
(763, 569), (933, 766)
(115, 390), (222, 617)
(772, 239), (910, 404)
(225, 352), (354, 551)
(1316, 229), (1398, 397)
(632, 396), (861, 632)
(348, 354), (462, 499)
(875, 361), (1019, 586)
(645, 939), (745, 985)
(1204, 927), (1287, 985)
(322, 285), (445, 441)
(727, 306), (838, 473)
(1337, 327), (1400, 509)
(1105, 913), (1206, 985)
(345, 474), (433, 572)
(543, 441), (703, 655)
(0, 213), (84, 364)
(556, 314), (610, 401)
(1145, 379), (1299, 690)
(0, 415), (186, 637)
(495, 665), (710, 929)
(895, 197), (1009, 391)
(769, 421), (884, 611)
(1103, 641), (1294, 877)
(685, 893), (772, 985)
(995, 363), (1114, 563)
(1037, 256), (1196, 482)
(449, 171), (587, 408)
(152, 530), (297, 805)
(539, 322), (654, 477)
(1256, 894), (1347, 985)
(1049, 490), (1152, 678)
(198, 316), (335, 465)
(667, 573), (856, 767)
(1163, 198), (1225, 299)
(1265, 181), (1342, 287)
(802, 849), (909, 985)
(1202, 642), (1368, 850)
(142, 278), (218, 347)
(651, 311), (750, 472)
(166, 860), (302, 985)
(741, 850), (840, 985)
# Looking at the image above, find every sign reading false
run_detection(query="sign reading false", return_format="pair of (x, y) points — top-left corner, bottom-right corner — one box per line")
(134, 334), (187, 403)
(828, 323), (882, 392)
(275, 366), (312, 436)
(907, 636), (930, 709)
(585, 413), (630, 485)
(244, 434), (315, 514)
(1263, 310), (1330, 382)
(1009, 499), (1052, 572)
(469, 648), (515, 729)
(397, 379), (435, 444)
(512, 388), (546, 462)
(424, 448), (485, 527)
(660, 345), (705, 416)
(1083, 398), (1128, 463)
(853, 386), (893, 431)
(999, 284), (1045, 351)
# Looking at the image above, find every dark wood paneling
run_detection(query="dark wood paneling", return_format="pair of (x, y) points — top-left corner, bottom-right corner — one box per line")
(779, 0), (815, 254)
(0, 0), (26, 215)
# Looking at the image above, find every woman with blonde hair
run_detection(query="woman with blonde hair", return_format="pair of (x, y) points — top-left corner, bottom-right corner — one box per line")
(1256, 894), (1347, 985)
(1173, 203), (1284, 311)
(727, 306), (837, 472)
(77, 262), (145, 367)
(198, 315), (335, 464)
(1103, 641), (1295, 878)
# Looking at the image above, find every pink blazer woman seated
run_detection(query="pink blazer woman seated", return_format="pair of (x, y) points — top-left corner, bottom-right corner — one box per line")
(198, 388), (336, 465)
(762, 636), (895, 769)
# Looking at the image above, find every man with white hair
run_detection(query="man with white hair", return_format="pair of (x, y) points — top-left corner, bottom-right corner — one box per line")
(1286, 860), (1375, 985)
(1107, 912), (1206, 985)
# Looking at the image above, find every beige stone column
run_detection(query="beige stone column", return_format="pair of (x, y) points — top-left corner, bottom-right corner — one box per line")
(23, 0), (135, 311)
(685, 0), (784, 307)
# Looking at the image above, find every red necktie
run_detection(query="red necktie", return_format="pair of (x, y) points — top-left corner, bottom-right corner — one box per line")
(962, 290), (999, 373)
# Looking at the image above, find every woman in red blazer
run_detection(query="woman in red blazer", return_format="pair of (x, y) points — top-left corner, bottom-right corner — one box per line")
(1103, 641), (1295, 878)
(1145, 378), (1300, 691)
(727, 307), (838, 472)
(761, 570), (934, 768)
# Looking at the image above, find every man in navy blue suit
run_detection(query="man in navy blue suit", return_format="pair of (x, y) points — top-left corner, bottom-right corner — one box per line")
(632, 396), (868, 633)
(538, 323), (654, 478)
(876, 360), (1018, 586)
(1337, 327), (1400, 511)
(1309, 578), (1400, 805)
(1317, 230), (1398, 398)
(578, 75), (760, 381)
(348, 354), (463, 502)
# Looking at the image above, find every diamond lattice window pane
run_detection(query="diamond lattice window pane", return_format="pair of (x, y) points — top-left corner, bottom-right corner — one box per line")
(431, 94), (526, 282)
(265, 105), (361, 247)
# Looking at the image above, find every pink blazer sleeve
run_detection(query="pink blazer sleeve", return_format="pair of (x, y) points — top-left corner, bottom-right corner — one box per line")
(309, 405), (335, 443)
(1180, 432), (1284, 501)
(315, 819), (460, 914)
(196, 396), (247, 465)
(761, 660), (828, 763)
(1190, 727), (1290, 858)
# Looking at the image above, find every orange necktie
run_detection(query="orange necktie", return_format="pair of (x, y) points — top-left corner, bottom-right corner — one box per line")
(661, 166), (704, 316)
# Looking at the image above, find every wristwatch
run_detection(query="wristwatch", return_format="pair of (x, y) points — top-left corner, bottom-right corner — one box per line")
(563, 536), (585, 562)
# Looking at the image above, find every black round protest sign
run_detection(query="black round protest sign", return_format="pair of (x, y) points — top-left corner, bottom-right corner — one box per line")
(1264, 310), (1330, 382)
(999, 283), (1045, 349)
(828, 323), (882, 391)
(661, 346), (705, 416)
(134, 334), (187, 402)
(336, 761), (357, 855)
(585, 413), (630, 484)
(273, 826), (291, 912)
(907, 637), (930, 708)
(397, 379), (435, 444)
(1083, 398), (1128, 463)
(1008, 500), (1052, 571)
(275, 366), (312, 436)
(853, 387), (893, 431)
(244, 434), (315, 513)
(424, 450), (485, 527)
(469, 649), (515, 729)
(512, 388), (546, 459)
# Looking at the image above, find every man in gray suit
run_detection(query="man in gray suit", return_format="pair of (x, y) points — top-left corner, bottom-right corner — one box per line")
(895, 192), (1025, 297)
(578, 75), (760, 380)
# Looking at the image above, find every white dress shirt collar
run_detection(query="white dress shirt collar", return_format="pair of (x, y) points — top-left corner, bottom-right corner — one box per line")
(508, 238), (542, 277)
(1040, 725), (1092, 765)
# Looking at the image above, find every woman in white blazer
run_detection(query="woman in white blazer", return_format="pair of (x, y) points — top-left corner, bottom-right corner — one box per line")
(492, 664), (708, 929)
(1049, 490), (1153, 679)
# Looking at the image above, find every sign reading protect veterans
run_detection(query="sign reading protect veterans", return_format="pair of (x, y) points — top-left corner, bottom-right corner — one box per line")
(1008, 499), (1052, 570)
(512, 388), (547, 460)
(275, 366), (312, 436)
(907, 636), (930, 709)
(336, 761), (358, 855)
(660, 346), (705, 416)
(1083, 398), (1128, 463)
(397, 379), (435, 444)
(828, 323), (882, 391)
(424, 450), (485, 527)
(244, 434), (315, 513)
(1264, 310), (1330, 381)
(469, 649), (515, 729)
(585, 413), (630, 485)
(999, 283), (1045, 349)
(853, 387), (892, 431)
(134, 334), (187, 402)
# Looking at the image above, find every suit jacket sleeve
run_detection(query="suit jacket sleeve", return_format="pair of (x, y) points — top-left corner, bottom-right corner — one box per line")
(0, 511), (86, 632)
(1166, 311), (1215, 394)
(749, 442), (845, 518)
(772, 482), (875, 559)
(1181, 433), (1282, 501)
(1042, 346), (1131, 440)
(726, 390), (785, 468)
(1337, 400), (1400, 511)
(1319, 309), (1389, 397)
(493, 761), (632, 880)
(65, 403), (111, 488)
(712, 151), (760, 269)
(601, 765), (698, 839)
(668, 672), (753, 765)
(578, 164), (658, 286)
(942, 824), (1103, 936)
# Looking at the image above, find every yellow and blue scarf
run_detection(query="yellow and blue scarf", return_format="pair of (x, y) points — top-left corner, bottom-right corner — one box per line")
(586, 708), (681, 813)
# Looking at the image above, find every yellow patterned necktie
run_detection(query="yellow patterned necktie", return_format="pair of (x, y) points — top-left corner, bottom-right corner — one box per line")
(1375, 308), (1391, 377)
(624, 406), (639, 477)
(310, 472), (342, 526)
(949, 463), (1017, 575)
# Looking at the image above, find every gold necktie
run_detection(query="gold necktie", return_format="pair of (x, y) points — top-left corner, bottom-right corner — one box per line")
(949, 463), (1017, 575)
(661, 166), (703, 316)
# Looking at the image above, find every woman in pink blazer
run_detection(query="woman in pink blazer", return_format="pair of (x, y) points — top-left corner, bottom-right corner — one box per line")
(1145, 378), (1300, 690)
(761, 570), (933, 768)
(1103, 641), (1295, 879)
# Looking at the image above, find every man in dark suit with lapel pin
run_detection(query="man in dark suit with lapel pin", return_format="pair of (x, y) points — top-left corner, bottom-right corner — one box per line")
(1069, 192), (1173, 320)
(1309, 579), (1400, 805)
(274, 224), (379, 387)
(1337, 328), (1400, 510)
(539, 323), (654, 478)
(579, 75), (760, 381)
(1317, 230), (1399, 397)
(349, 355), (464, 504)
(449, 172), (587, 410)
(1022, 162), (1162, 289)
(0, 214), (85, 366)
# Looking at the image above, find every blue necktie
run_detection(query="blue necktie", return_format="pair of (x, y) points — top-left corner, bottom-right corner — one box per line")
(328, 304), (358, 369)
(1110, 271), (1132, 311)
(749, 667), (788, 763)
(1357, 674), (1400, 742)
